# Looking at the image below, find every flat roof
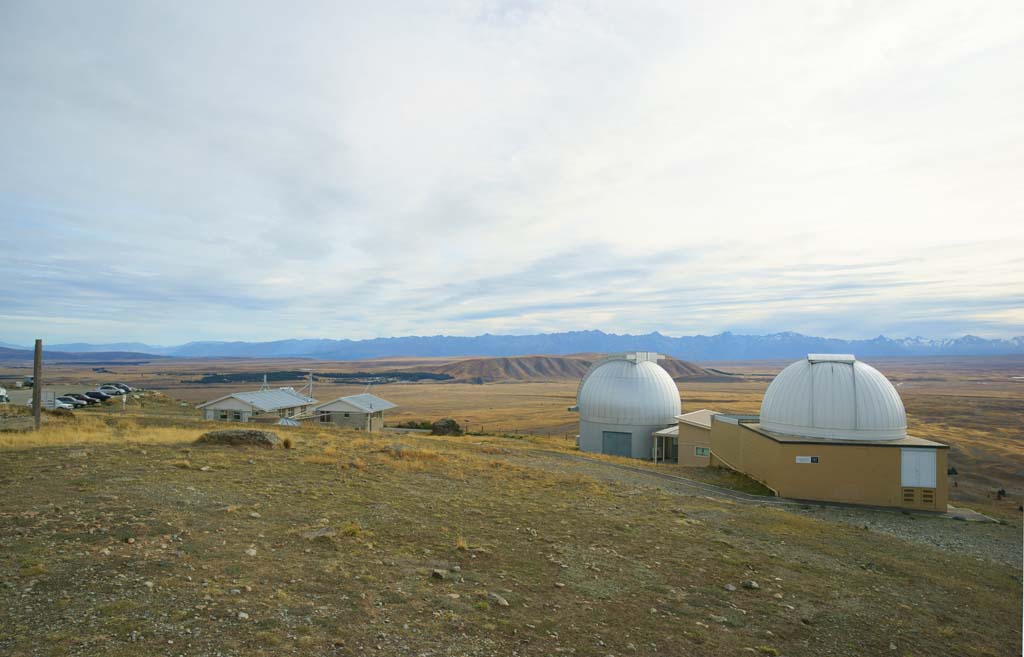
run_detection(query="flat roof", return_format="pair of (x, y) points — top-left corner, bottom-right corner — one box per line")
(746, 423), (947, 448)
(712, 414), (760, 425)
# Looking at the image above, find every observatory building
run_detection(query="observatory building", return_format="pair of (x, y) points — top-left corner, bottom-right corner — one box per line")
(570, 352), (681, 459)
(678, 354), (949, 511)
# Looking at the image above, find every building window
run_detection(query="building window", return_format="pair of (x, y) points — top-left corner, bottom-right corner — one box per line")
(232, 411), (242, 421)
(319, 411), (331, 424)
(695, 447), (710, 457)
(219, 410), (228, 420)
(344, 412), (350, 418)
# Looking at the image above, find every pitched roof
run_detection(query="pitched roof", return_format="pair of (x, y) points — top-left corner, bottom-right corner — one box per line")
(314, 393), (397, 413)
(197, 388), (315, 411)
(675, 409), (719, 429)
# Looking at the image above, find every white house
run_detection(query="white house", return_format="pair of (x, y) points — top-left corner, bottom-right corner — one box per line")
(197, 388), (316, 423)
(311, 393), (397, 432)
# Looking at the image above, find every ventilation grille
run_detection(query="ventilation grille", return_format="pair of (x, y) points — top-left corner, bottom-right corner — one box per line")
(902, 488), (916, 503)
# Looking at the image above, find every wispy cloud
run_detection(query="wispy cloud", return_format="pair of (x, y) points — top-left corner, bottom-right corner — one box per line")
(1, 1), (1022, 343)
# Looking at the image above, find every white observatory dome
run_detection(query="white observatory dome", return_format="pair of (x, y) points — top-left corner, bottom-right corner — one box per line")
(577, 353), (681, 426)
(759, 354), (906, 441)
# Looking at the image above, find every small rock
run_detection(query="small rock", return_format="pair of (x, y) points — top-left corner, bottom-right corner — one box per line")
(249, 512), (261, 519)
(889, 643), (897, 651)
(143, 581), (154, 589)
(238, 612), (249, 620)
(199, 466), (212, 472)
(773, 592), (784, 599)
(488, 592), (509, 607)
(709, 614), (727, 623)
(724, 583), (737, 592)
(741, 580), (760, 590)
(302, 527), (336, 540)
(450, 565), (461, 573)
(229, 588), (241, 595)
(125, 537), (136, 544)
(554, 582), (565, 588)
(446, 593), (460, 599)
(431, 569), (447, 580)
(245, 548), (257, 557)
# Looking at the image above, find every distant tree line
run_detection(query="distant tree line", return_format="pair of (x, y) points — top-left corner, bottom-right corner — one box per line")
(186, 370), (453, 384)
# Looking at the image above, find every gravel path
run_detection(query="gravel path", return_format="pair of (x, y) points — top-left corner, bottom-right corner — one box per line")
(496, 448), (1023, 569)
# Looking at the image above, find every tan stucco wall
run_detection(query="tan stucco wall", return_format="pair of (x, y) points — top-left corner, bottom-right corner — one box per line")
(677, 423), (711, 467)
(710, 421), (948, 511)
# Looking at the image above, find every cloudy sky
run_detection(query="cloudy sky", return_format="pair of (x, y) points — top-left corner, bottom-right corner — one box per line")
(2, 1), (1022, 345)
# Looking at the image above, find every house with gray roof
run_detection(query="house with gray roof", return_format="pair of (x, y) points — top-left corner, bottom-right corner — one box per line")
(310, 393), (397, 432)
(197, 387), (316, 423)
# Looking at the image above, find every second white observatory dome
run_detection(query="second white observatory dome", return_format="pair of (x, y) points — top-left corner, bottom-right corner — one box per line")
(759, 354), (906, 441)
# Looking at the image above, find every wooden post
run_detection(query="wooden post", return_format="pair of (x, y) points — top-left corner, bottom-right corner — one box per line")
(32, 339), (42, 431)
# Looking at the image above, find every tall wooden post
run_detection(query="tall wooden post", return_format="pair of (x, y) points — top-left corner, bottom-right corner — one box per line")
(32, 339), (42, 430)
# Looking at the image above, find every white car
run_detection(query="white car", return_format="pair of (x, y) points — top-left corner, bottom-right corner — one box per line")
(26, 399), (74, 410)
(97, 385), (125, 396)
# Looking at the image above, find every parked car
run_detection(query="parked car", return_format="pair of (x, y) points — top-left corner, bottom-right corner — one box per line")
(83, 391), (111, 402)
(0, 386), (9, 404)
(22, 376), (34, 388)
(109, 383), (134, 393)
(98, 385), (125, 396)
(65, 393), (98, 405)
(57, 395), (88, 408)
(27, 399), (74, 410)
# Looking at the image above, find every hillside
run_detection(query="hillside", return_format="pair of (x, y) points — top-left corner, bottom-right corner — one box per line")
(427, 354), (735, 383)
(0, 346), (167, 363)
(1, 417), (1020, 656)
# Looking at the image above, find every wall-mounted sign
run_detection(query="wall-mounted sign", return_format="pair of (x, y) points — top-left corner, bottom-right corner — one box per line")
(795, 456), (819, 464)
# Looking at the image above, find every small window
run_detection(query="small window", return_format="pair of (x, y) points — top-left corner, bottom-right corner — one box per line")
(232, 411), (242, 421)
(219, 410), (228, 420)
(695, 447), (710, 457)
(319, 411), (331, 424)
(344, 412), (350, 418)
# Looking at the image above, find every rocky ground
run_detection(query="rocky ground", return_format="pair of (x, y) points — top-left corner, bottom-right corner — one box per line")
(1, 426), (1021, 656)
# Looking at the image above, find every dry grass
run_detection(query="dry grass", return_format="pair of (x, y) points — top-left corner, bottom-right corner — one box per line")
(0, 414), (1019, 657)
(0, 414), (202, 448)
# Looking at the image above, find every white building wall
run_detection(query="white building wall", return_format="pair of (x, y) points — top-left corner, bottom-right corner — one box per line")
(579, 420), (674, 459)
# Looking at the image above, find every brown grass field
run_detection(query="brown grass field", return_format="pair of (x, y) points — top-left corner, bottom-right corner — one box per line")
(1, 354), (1022, 655)
(3, 354), (1021, 512)
(0, 411), (1021, 656)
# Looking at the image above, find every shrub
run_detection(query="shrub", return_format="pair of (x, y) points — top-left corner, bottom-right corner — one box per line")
(431, 418), (463, 436)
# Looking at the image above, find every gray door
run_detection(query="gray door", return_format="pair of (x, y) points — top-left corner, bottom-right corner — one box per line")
(602, 431), (632, 457)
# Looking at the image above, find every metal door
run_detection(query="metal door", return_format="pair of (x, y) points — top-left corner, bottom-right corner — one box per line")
(900, 449), (937, 488)
(602, 431), (632, 457)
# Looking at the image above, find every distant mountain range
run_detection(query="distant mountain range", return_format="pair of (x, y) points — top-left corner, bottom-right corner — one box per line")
(2, 330), (1022, 362)
(0, 346), (168, 363)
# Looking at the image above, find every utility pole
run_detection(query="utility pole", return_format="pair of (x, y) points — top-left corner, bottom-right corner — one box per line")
(32, 339), (42, 430)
